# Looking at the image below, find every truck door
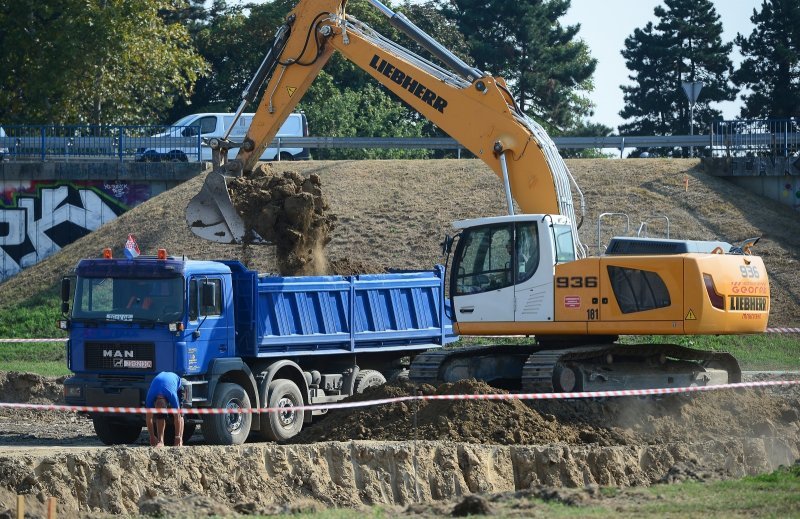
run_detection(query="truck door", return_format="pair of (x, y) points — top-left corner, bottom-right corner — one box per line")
(186, 276), (231, 374)
(450, 223), (515, 323)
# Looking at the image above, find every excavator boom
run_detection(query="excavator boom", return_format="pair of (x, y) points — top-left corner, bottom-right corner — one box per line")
(186, 0), (584, 254)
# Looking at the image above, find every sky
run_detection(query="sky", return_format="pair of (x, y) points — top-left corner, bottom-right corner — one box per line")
(561, 0), (762, 132)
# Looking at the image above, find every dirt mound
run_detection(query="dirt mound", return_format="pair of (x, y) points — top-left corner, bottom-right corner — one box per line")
(0, 372), (64, 404)
(228, 164), (336, 275)
(295, 378), (800, 447)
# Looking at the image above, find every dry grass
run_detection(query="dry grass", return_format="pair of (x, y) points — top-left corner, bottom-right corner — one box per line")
(0, 158), (797, 325)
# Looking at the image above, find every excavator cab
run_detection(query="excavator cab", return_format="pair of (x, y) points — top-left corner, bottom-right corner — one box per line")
(448, 214), (572, 327)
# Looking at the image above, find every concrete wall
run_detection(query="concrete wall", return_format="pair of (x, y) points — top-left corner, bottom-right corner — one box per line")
(701, 157), (800, 212)
(0, 161), (205, 282)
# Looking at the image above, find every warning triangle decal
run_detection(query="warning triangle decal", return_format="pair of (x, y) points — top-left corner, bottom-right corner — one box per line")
(287, 87), (297, 97)
(685, 309), (696, 320)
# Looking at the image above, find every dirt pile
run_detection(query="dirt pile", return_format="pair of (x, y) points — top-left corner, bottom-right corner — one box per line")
(228, 164), (336, 275)
(295, 378), (800, 447)
(0, 372), (64, 404)
(0, 438), (797, 516)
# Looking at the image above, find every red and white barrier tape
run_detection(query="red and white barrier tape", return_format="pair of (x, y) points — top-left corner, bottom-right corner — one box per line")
(1, 379), (797, 415)
(0, 327), (799, 344)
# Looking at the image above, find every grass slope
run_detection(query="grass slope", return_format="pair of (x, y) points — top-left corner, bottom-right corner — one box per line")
(0, 158), (798, 327)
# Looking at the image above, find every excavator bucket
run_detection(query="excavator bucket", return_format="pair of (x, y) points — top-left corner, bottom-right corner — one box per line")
(186, 171), (250, 244)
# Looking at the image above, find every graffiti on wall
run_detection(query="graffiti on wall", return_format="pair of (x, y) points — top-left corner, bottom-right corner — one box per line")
(0, 180), (152, 281)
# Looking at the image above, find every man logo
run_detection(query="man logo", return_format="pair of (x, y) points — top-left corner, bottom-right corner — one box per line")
(113, 359), (124, 367)
(103, 350), (134, 358)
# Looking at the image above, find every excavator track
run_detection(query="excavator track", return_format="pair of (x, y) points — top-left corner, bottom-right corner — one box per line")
(411, 343), (741, 393)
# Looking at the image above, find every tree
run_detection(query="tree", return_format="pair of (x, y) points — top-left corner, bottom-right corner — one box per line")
(732, 0), (800, 119)
(619, 0), (735, 137)
(0, 0), (208, 125)
(440, 0), (596, 130)
(184, 0), (460, 157)
(298, 72), (430, 159)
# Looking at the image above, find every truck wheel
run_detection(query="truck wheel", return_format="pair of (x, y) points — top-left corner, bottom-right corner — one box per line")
(92, 417), (142, 445)
(261, 379), (304, 442)
(355, 370), (387, 393)
(201, 383), (252, 445)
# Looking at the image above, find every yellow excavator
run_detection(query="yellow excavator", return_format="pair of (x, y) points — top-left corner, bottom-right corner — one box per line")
(186, 0), (769, 392)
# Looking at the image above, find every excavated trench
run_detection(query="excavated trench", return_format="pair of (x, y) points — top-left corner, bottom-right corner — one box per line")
(0, 373), (798, 516)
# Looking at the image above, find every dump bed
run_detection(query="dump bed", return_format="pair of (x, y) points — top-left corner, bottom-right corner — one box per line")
(224, 262), (457, 358)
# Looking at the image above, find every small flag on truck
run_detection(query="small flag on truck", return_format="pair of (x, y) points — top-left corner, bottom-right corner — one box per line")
(124, 234), (140, 259)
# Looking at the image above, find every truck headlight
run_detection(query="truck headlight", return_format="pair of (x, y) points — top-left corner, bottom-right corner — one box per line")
(64, 385), (83, 398)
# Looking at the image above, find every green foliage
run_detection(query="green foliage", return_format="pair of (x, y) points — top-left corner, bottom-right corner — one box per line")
(732, 0), (800, 119)
(299, 73), (431, 159)
(619, 0), (735, 138)
(0, 0), (209, 125)
(558, 121), (614, 158)
(441, 0), (597, 130)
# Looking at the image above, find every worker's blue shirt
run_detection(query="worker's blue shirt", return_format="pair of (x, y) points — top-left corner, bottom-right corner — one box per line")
(145, 372), (182, 408)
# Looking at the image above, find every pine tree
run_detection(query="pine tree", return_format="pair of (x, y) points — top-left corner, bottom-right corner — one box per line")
(619, 0), (735, 137)
(442, 0), (596, 130)
(732, 0), (800, 119)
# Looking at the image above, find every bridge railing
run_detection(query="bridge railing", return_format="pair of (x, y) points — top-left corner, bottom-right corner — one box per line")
(711, 119), (800, 158)
(1, 120), (795, 162)
(0, 124), (202, 162)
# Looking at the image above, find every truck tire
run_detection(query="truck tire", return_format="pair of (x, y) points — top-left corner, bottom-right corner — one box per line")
(355, 370), (387, 393)
(261, 379), (304, 442)
(201, 383), (252, 445)
(92, 417), (142, 445)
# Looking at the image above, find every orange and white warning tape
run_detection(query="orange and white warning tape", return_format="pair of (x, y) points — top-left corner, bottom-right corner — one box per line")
(0, 380), (797, 415)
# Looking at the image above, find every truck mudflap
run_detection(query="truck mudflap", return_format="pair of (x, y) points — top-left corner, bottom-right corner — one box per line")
(410, 343), (741, 393)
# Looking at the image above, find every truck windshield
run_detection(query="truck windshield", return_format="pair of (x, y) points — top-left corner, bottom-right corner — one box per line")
(72, 276), (184, 323)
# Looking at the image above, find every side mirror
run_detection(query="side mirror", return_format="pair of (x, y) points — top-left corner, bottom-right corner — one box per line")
(182, 126), (197, 137)
(60, 277), (71, 314)
(201, 282), (216, 308)
(440, 235), (453, 255)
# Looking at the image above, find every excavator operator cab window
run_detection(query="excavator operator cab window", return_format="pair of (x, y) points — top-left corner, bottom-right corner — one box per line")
(451, 224), (513, 295)
(553, 224), (576, 263)
(516, 222), (539, 282)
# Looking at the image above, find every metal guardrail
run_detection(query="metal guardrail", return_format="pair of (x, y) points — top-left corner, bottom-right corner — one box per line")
(1, 119), (795, 162)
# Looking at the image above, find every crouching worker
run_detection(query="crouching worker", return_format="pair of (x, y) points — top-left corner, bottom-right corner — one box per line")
(145, 371), (189, 447)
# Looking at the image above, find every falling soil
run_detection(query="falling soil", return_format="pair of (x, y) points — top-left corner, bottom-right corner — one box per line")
(228, 163), (337, 275)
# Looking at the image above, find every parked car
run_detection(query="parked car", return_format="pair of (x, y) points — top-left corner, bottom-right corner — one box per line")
(136, 112), (309, 162)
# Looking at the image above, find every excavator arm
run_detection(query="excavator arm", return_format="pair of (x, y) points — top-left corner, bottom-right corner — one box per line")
(187, 0), (585, 255)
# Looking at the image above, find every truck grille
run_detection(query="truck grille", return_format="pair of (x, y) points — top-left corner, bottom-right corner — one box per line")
(85, 342), (155, 371)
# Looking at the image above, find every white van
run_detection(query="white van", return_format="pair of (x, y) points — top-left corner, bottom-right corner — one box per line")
(136, 112), (309, 162)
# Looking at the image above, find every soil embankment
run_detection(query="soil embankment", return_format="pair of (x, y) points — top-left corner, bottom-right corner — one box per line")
(1, 159), (798, 325)
(0, 372), (798, 516)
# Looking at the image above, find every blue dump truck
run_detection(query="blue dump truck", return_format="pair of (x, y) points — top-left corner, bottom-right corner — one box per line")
(61, 251), (455, 445)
